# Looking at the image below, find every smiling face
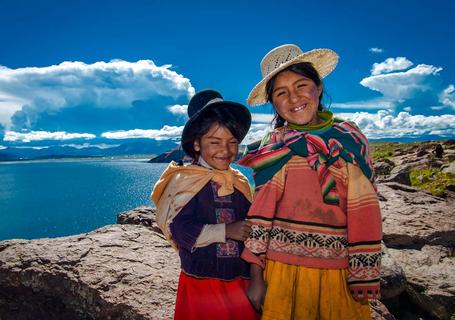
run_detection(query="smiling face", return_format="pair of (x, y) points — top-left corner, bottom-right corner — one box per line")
(271, 70), (322, 126)
(193, 123), (239, 170)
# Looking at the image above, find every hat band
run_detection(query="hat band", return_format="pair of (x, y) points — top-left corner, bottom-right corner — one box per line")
(204, 97), (223, 107)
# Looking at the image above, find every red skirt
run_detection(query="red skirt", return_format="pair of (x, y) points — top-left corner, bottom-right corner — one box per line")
(174, 272), (260, 320)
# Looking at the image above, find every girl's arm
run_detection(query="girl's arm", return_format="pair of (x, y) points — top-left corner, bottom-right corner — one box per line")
(193, 220), (252, 248)
(171, 196), (253, 250)
(169, 196), (205, 251)
(346, 163), (382, 301)
(247, 264), (267, 313)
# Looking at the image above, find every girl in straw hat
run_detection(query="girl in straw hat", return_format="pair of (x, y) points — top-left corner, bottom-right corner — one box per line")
(238, 44), (382, 319)
(151, 90), (260, 320)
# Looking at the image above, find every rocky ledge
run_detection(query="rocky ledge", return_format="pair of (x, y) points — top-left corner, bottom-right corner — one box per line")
(0, 224), (179, 320)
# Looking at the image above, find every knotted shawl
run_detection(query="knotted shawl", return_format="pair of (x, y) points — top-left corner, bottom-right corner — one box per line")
(238, 111), (374, 204)
(151, 161), (252, 249)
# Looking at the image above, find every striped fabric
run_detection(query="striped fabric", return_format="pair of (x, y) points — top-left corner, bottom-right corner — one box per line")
(238, 118), (375, 205)
(239, 120), (382, 301)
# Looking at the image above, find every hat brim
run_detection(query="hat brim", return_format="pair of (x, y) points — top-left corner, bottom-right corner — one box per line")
(181, 101), (251, 158)
(247, 48), (339, 106)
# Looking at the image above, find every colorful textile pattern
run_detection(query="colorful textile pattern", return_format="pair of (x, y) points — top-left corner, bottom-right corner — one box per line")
(239, 118), (382, 301)
(238, 117), (375, 205)
(215, 207), (239, 258)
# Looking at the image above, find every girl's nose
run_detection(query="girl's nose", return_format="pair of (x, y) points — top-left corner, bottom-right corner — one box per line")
(289, 90), (299, 103)
(220, 144), (231, 155)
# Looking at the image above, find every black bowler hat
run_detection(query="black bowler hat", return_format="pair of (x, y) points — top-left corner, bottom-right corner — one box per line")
(181, 89), (251, 158)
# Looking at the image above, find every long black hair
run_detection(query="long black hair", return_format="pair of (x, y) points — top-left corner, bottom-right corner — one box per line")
(265, 62), (324, 128)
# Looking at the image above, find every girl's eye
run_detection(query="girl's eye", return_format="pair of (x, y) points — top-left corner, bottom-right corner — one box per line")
(275, 91), (286, 97)
(297, 84), (307, 88)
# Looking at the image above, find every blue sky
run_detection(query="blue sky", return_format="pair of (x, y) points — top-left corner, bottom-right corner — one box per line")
(0, 0), (454, 149)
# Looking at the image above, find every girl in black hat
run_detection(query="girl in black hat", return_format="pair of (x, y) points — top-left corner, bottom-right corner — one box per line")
(151, 90), (259, 320)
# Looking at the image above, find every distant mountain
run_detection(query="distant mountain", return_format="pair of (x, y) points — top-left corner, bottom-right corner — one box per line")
(0, 139), (178, 161)
(148, 147), (190, 163)
(0, 151), (17, 161)
(105, 140), (176, 157)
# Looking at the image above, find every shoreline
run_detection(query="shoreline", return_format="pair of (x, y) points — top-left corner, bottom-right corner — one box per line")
(0, 155), (157, 164)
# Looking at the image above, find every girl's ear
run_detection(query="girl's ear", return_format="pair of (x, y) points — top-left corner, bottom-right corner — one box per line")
(193, 140), (200, 152)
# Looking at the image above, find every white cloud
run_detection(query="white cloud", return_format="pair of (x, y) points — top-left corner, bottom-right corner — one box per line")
(0, 92), (28, 128)
(60, 143), (120, 149)
(332, 98), (395, 111)
(371, 57), (413, 75)
(242, 123), (272, 145)
(337, 110), (455, 139)
(251, 113), (274, 123)
(101, 125), (183, 140)
(14, 146), (49, 149)
(403, 106), (412, 112)
(4, 131), (96, 143)
(0, 60), (195, 129)
(439, 84), (455, 110)
(369, 48), (384, 53)
(241, 111), (455, 143)
(167, 104), (188, 116)
(0, 145), (6, 150)
(360, 64), (442, 99)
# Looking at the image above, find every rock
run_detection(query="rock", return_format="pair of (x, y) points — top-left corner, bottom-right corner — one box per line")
(429, 159), (444, 169)
(0, 224), (179, 320)
(416, 149), (428, 157)
(379, 180), (455, 319)
(375, 161), (395, 177)
(370, 300), (397, 320)
(442, 161), (455, 175)
(380, 182), (420, 193)
(379, 183), (455, 248)
(383, 158), (396, 167)
(384, 164), (412, 186)
(388, 246), (455, 320)
(380, 244), (406, 300)
(117, 206), (159, 229)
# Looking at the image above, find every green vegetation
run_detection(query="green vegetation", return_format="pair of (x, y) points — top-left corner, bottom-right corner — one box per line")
(370, 142), (399, 161)
(410, 168), (455, 197)
(370, 140), (455, 162)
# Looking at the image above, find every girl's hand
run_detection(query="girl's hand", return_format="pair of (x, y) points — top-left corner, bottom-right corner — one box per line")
(247, 266), (267, 313)
(225, 220), (252, 241)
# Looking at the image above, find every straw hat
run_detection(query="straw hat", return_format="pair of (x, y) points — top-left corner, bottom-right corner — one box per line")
(247, 44), (339, 106)
(181, 89), (251, 158)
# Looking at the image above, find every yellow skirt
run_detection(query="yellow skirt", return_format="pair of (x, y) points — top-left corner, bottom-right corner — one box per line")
(262, 260), (371, 320)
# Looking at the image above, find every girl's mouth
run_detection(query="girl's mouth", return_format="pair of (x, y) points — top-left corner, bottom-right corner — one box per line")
(291, 104), (307, 112)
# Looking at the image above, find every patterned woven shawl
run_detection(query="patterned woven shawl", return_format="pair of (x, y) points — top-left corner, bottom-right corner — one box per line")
(238, 113), (374, 205)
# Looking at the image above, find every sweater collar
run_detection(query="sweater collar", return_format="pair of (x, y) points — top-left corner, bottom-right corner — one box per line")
(287, 110), (334, 132)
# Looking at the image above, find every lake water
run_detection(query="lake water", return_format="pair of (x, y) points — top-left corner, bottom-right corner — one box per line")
(0, 159), (252, 241)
